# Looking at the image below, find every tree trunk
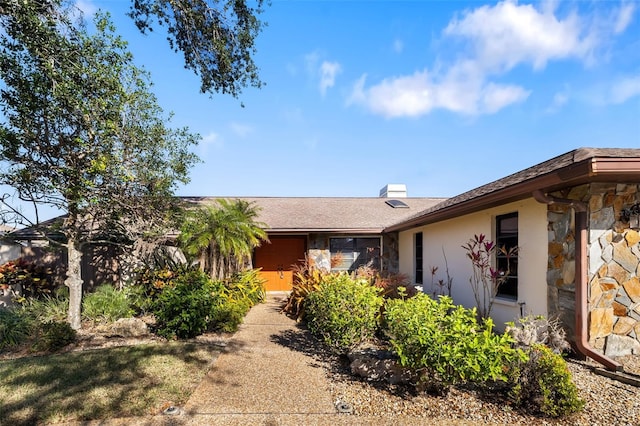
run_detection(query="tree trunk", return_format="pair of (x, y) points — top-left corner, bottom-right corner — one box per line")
(65, 237), (83, 330)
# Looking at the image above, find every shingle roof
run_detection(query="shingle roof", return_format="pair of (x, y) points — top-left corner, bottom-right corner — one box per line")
(182, 196), (446, 233)
(386, 147), (640, 231)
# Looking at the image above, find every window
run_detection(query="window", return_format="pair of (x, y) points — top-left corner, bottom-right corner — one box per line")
(330, 237), (380, 272)
(414, 232), (423, 284)
(496, 212), (518, 300)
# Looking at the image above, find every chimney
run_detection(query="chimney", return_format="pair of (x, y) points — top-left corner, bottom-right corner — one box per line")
(379, 184), (407, 198)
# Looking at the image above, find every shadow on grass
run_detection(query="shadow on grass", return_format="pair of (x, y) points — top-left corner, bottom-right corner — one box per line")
(0, 341), (223, 425)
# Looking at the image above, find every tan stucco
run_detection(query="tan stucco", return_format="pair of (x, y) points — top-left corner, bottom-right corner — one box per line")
(398, 198), (548, 330)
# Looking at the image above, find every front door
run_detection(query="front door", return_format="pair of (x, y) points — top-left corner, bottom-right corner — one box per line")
(253, 236), (306, 291)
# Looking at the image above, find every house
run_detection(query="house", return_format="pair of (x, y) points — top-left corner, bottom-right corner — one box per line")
(186, 147), (640, 368)
(183, 186), (446, 290)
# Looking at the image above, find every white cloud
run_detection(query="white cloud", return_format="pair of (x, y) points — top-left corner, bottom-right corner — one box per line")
(319, 61), (342, 96)
(229, 122), (253, 138)
(347, 1), (621, 118)
(74, 0), (97, 18)
(198, 131), (223, 155)
(545, 90), (569, 113)
(347, 62), (529, 117)
(393, 39), (404, 54)
(444, 0), (596, 71)
(608, 75), (640, 104)
(614, 3), (635, 34)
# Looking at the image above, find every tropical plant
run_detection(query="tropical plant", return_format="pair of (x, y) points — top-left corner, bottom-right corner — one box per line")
(506, 315), (571, 354)
(281, 256), (328, 321)
(462, 234), (518, 319)
(305, 274), (384, 353)
(179, 199), (268, 280)
(0, 259), (55, 302)
(0, 307), (33, 350)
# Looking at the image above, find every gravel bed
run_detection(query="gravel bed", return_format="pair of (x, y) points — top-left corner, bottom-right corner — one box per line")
(313, 344), (640, 425)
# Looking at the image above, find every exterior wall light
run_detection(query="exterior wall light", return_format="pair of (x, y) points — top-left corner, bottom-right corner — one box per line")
(621, 203), (640, 229)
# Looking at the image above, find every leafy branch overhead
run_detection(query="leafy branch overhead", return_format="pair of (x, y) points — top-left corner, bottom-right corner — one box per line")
(128, 0), (266, 97)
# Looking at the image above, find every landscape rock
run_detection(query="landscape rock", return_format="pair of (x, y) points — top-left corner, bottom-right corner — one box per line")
(105, 317), (149, 338)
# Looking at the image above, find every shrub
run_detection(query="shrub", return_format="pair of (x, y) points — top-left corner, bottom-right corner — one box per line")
(0, 307), (33, 350)
(0, 258), (56, 302)
(210, 296), (251, 333)
(305, 274), (383, 353)
(21, 294), (69, 323)
(82, 285), (134, 323)
(384, 293), (523, 394)
(505, 315), (571, 354)
(224, 268), (266, 306)
(31, 321), (77, 352)
(509, 344), (584, 417)
(152, 270), (225, 339)
(282, 257), (328, 321)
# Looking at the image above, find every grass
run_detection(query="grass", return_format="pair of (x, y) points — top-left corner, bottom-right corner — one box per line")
(0, 342), (222, 425)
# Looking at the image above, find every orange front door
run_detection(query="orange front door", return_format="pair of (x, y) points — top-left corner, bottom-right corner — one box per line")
(254, 236), (306, 291)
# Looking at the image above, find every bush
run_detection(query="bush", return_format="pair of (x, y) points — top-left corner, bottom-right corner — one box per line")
(0, 307), (33, 350)
(224, 268), (266, 306)
(305, 274), (383, 353)
(509, 344), (584, 417)
(152, 269), (225, 339)
(384, 293), (523, 394)
(210, 296), (251, 333)
(281, 257), (328, 321)
(82, 285), (134, 323)
(0, 258), (56, 302)
(129, 266), (181, 314)
(21, 294), (68, 323)
(30, 321), (77, 352)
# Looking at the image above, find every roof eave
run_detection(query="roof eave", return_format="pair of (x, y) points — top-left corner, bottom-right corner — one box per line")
(386, 156), (640, 232)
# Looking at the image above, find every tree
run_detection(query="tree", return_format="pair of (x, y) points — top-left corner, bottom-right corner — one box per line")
(128, 0), (265, 97)
(0, 1), (200, 329)
(179, 199), (267, 280)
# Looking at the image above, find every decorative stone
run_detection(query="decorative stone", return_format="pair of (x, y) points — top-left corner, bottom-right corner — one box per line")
(591, 206), (616, 232)
(591, 337), (606, 350)
(599, 277), (619, 292)
(348, 346), (412, 385)
(561, 260), (575, 285)
(625, 230), (640, 246)
(598, 263), (608, 278)
(554, 214), (571, 242)
(601, 244), (614, 264)
(615, 288), (632, 309)
(604, 334), (640, 356)
(590, 278), (604, 306)
(553, 254), (565, 269)
(604, 192), (616, 208)
(590, 227), (606, 245)
(599, 231), (613, 248)
(590, 308), (614, 338)
(607, 262), (630, 286)
(613, 241), (640, 273)
(623, 277), (640, 303)
(589, 243), (603, 275)
(635, 322), (640, 338)
(589, 195), (603, 212)
(106, 317), (149, 338)
(613, 317), (636, 335)
(549, 242), (564, 257)
(612, 300), (628, 316)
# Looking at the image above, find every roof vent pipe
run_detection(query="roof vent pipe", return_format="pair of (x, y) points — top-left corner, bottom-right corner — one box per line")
(532, 190), (622, 372)
(379, 184), (407, 198)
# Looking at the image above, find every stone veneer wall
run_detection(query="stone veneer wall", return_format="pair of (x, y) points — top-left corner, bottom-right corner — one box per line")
(306, 233), (399, 273)
(546, 183), (640, 356)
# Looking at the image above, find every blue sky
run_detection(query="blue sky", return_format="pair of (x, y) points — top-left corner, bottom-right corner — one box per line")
(84, 0), (638, 200)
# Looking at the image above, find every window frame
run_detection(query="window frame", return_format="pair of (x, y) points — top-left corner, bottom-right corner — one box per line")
(414, 232), (423, 284)
(329, 236), (382, 272)
(495, 212), (518, 301)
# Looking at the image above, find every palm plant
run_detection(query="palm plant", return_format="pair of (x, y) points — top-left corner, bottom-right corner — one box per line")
(179, 199), (268, 280)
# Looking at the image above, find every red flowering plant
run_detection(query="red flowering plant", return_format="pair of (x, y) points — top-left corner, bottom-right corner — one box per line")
(462, 234), (517, 320)
(0, 258), (55, 302)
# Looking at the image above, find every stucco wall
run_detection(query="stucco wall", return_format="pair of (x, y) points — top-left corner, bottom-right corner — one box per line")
(398, 198), (548, 330)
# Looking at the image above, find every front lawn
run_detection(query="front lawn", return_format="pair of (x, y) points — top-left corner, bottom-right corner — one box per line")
(0, 342), (221, 425)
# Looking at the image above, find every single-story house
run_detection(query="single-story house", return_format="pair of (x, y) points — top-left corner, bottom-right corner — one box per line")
(4, 147), (640, 369)
(186, 147), (640, 368)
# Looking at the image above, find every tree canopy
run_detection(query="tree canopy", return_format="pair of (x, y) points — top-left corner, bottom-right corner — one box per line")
(128, 0), (265, 97)
(0, 1), (200, 328)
